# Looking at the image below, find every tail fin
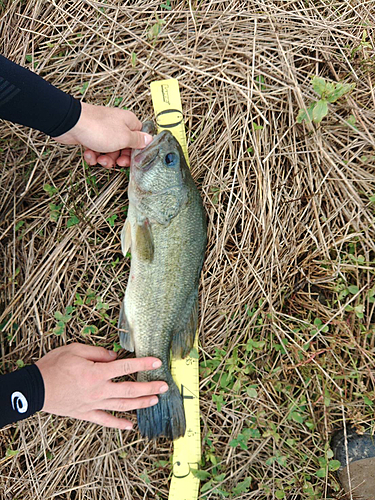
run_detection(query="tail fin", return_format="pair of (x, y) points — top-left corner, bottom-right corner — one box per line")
(137, 380), (186, 440)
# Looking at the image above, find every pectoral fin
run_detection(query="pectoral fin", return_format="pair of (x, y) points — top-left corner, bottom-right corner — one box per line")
(118, 301), (134, 352)
(135, 219), (154, 262)
(172, 295), (198, 359)
(121, 218), (131, 257)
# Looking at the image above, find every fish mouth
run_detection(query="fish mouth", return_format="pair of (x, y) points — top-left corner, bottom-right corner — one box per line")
(135, 151), (159, 171)
(132, 131), (170, 168)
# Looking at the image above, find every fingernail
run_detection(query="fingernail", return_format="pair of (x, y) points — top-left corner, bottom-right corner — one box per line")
(125, 423), (133, 430)
(109, 350), (117, 358)
(85, 152), (92, 160)
(143, 133), (153, 146)
(159, 384), (168, 394)
(102, 161), (107, 167)
(150, 397), (159, 405)
(152, 360), (162, 369)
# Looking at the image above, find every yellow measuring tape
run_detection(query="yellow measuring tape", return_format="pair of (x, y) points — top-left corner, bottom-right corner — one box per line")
(150, 79), (201, 500)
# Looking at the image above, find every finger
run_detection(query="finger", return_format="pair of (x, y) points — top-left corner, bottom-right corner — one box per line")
(116, 149), (131, 167)
(116, 156), (131, 168)
(106, 380), (168, 399)
(97, 151), (121, 169)
(67, 343), (117, 362)
(83, 149), (99, 166)
(125, 131), (153, 150)
(100, 395), (159, 413)
(83, 410), (134, 430)
(99, 357), (162, 380)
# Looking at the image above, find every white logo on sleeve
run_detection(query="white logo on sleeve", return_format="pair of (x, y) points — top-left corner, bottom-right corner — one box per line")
(11, 391), (28, 414)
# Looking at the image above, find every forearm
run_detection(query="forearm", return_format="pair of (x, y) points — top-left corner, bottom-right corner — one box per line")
(0, 364), (45, 428)
(0, 54), (81, 136)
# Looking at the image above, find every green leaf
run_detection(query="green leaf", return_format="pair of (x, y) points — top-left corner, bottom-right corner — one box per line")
(191, 469), (211, 480)
(15, 220), (25, 232)
(54, 310), (72, 323)
(247, 387), (258, 398)
(297, 102), (315, 123)
(43, 183), (58, 196)
(113, 342), (122, 352)
(54, 311), (64, 321)
(245, 427), (261, 439)
(140, 472), (150, 484)
(80, 82), (89, 95)
(246, 338), (265, 351)
(200, 481), (213, 493)
(67, 215), (79, 228)
(291, 411), (305, 424)
(348, 285), (359, 294)
(312, 99), (328, 123)
(131, 51), (137, 67)
(316, 467), (326, 478)
(6, 448), (18, 457)
(252, 123), (263, 131)
(154, 459), (168, 467)
(107, 214), (117, 227)
(49, 203), (62, 222)
(312, 76), (326, 96)
(346, 114), (358, 130)
(275, 490), (285, 499)
(74, 293), (84, 305)
(16, 359), (24, 368)
(328, 459), (341, 472)
(266, 456), (276, 466)
(53, 324), (65, 336)
(161, 0), (172, 9)
(354, 304), (364, 318)
(96, 298), (109, 311)
(25, 55), (32, 63)
(232, 477), (252, 495)
(256, 74), (266, 91)
(213, 473), (226, 482)
(327, 82), (355, 103)
(81, 325), (98, 336)
(212, 394), (224, 412)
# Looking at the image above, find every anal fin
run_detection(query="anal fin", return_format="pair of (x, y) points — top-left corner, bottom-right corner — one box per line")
(172, 294), (198, 359)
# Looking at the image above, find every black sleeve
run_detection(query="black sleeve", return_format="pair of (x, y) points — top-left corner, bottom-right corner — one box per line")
(0, 364), (45, 428)
(0, 54), (81, 137)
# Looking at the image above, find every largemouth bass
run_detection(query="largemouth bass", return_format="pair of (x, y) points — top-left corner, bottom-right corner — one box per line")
(118, 121), (206, 440)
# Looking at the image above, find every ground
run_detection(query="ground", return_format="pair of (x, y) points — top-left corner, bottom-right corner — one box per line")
(1, 1), (375, 499)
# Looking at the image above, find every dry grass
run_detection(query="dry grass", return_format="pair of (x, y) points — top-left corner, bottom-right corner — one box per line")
(1, 0), (375, 498)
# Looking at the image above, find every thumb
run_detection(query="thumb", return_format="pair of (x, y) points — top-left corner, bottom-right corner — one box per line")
(125, 130), (153, 150)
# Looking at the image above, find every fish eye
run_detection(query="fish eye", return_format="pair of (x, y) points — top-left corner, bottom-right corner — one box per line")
(164, 152), (178, 167)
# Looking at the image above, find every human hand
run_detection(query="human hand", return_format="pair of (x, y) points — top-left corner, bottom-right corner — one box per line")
(53, 102), (153, 169)
(35, 343), (168, 430)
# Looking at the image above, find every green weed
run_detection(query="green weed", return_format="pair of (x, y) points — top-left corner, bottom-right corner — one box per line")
(53, 306), (75, 336)
(297, 76), (355, 124)
(148, 14), (165, 42)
